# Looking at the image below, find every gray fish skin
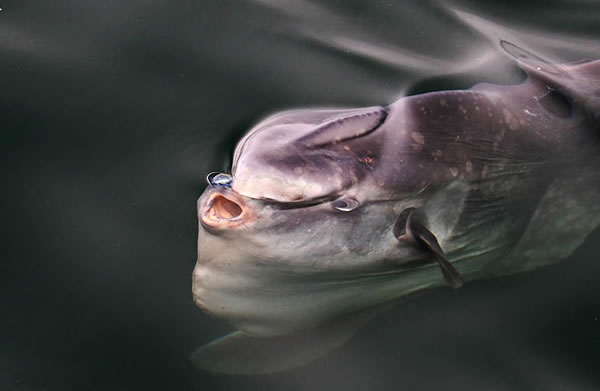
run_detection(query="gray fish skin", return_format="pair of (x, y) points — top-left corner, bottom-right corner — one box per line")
(193, 58), (600, 342)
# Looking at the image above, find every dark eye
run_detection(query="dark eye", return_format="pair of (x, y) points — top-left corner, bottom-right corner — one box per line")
(331, 198), (360, 212)
(206, 172), (233, 187)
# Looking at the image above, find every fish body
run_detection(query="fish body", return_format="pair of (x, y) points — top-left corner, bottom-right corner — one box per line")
(192, 54), (600, 373)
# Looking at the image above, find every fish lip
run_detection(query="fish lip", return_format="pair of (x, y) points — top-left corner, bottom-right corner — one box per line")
(199, 187), (252, 231)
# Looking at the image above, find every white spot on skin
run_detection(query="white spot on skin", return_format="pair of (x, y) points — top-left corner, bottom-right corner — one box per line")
(411, 131), (425, 145)
(465, 161), (473, 173)
(503, 108), (520, 130)
(449, 167), (459, 177)
(440, 99), (448, 107)
(496, 129), (505, 141)
(431, 149), (443, 160)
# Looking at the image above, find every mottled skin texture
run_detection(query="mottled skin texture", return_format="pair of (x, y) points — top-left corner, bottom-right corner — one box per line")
(193, 58), (600, 341)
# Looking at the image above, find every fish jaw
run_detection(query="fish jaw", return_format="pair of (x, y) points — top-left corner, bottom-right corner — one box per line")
(193, 190), (452, 337)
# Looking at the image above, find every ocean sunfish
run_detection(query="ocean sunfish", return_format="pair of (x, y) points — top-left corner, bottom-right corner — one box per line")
(191, 48), (600, 374)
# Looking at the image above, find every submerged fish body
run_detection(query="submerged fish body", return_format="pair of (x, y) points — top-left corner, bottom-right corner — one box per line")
(192, 54), (600, 373)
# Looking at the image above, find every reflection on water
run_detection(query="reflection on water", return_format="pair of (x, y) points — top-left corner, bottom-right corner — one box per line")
(4, 0), (600, 390)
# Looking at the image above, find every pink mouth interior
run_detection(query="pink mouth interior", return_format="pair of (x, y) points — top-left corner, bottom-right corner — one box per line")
(208, 194), (243, 220)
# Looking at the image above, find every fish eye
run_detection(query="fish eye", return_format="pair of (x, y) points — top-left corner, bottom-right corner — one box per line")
(331, 197), (360, 212)
(206, 172), (233, 187)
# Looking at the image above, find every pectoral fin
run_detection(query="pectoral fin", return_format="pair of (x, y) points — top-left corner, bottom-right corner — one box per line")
(191, 307), (378, 374)
(394, 209), (464, 289)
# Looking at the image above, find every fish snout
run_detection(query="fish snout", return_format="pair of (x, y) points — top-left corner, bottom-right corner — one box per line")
(199, 189), (251, 231)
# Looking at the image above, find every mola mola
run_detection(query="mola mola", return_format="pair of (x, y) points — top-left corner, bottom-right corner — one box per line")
(191, 47), (600, 374)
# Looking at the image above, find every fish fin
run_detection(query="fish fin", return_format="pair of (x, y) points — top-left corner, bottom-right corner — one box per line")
(392, 207), (415, 240)
(408, 220), (464, 289)
(394, 208), (464, 289)
(500, 40), (600, 114)
(190, 307), (378, 375)
(295, 106), (388, 147)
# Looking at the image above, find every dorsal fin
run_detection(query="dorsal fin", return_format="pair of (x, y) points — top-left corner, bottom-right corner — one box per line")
(500, 41), (568, 85)
(501, 40), (600, 112)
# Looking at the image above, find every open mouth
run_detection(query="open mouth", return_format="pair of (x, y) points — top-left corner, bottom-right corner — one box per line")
(201, 192), (248, 229)
(210, 194), (243, 219)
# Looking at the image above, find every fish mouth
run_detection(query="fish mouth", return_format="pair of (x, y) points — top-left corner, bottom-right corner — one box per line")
(200, 190), (250, 230)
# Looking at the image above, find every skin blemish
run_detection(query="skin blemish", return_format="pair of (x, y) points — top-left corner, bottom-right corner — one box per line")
(449, 167), (459, 177)
(481, 164), (488, 179)
(496, 129), (505, 141)
(343, 145), (351, 151)
(440, 99), (448, 107)
(411, 131), (425, 145)
(465, 161), (473, 173)
(431, 149), (443, 160)
(503, 108), (519, 130)
(358, 156), (376, 169)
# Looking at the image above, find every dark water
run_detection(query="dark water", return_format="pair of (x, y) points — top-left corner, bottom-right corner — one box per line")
(4, 1), (600, 390)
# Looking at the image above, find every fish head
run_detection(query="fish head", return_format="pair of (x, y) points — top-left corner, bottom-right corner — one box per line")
(193, 105), (453, 337)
